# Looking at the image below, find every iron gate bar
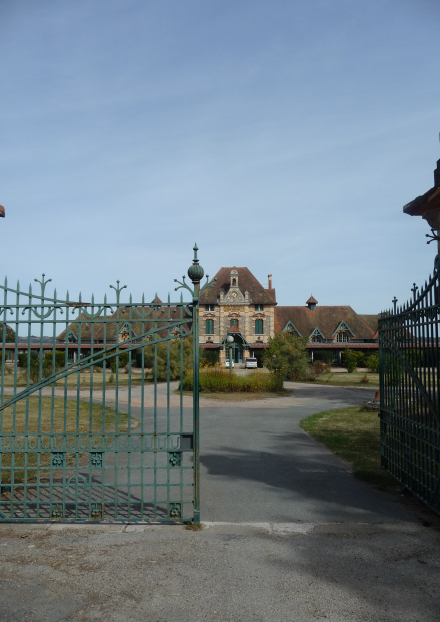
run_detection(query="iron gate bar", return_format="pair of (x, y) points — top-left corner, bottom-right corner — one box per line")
(379, 266), (440, 515)
(0, 244), (215, 523)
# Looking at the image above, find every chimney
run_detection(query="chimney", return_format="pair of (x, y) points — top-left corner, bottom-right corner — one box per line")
(435, 159), (440, 187)
(268, 274), (272, 289)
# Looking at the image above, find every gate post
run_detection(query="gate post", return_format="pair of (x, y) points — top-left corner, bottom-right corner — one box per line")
(187, 244), (204, 524)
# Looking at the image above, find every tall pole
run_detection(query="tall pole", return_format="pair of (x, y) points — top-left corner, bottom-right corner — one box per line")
(187, 244), (203, 524)
(229, 342), (233, 376)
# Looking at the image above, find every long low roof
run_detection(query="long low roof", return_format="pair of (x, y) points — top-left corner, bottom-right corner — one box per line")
(274, 306), (378, 340)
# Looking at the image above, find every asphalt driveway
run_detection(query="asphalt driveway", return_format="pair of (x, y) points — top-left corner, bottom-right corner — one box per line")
(1, 382), (440, 622)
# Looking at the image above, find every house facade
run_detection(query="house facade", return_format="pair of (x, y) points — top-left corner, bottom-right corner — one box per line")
(1, 267), (379, 366)
(199, 267), (378, 365)
(199, 267), (277, 364)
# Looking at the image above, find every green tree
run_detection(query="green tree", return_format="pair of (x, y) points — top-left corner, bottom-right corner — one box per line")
(0, 324), (16, 343)
(139, 335), (194, 381)
(341, 349), (357, 373)
(366, 354), (379, 373)
(262, 333), (309, 380)
(91, 349), (130, 373)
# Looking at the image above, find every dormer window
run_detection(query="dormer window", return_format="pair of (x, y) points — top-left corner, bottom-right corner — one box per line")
(67, 331), (77, 343)
(255, 304), (263, 312)
(205, 304), (215, 311)
(118, 322), (133, 343)
(282, 321), (301, 337)
(332, 322), (354, 340)
(310, 327), (325, 343)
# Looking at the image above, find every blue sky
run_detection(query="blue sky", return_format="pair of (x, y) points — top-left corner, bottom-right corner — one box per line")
(1, 0), (439, 313)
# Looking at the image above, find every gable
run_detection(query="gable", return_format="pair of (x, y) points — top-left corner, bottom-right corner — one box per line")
(332, 321), (354, 338)
(282, 321), (301, 337)
(199, 267), (276, 305)
(309, 327), (325, 340)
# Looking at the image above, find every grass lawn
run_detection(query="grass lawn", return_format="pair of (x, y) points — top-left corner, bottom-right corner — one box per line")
(309, 371), (379, 387)
(300, 406), (399, 490)
(1, 368), (145, 389)
(0, 397), (127, 485)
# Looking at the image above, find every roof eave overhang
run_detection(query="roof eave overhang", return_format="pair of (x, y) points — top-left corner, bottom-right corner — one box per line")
(403, 186), (440, 217)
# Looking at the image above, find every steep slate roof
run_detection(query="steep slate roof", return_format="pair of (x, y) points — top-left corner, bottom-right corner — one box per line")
(359, 314), (379, 335)
(200, 267), (276, 305)
(56, 314), (105, 342)
(56, 299), (191, 343)
(274, 306), (377, 340)
(306, 295), (318, 304)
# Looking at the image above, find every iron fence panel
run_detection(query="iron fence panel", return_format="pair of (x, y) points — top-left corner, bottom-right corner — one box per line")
(0, 246), (211, 523)
(379, 272), (440, 515)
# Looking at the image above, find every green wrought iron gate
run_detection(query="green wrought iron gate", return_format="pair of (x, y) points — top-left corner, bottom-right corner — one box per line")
(0, 245), (213, 523)
(379, 269), (440, 515)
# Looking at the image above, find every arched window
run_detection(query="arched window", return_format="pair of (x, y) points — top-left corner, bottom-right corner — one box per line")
(232, 278), (236, 286)
(206, 319), (214, 335)
(255, 319), (264, 334)
(337, 332), (348, 342)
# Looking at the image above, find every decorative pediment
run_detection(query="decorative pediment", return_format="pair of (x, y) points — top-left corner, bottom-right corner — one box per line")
(224, 287), (245, 302)
(67, 331), (77, 343)
(282, 321), (301, 337)
(332, 321), (354, 338)
(118, 322), (136, 343)
(309, 327), (325, 341)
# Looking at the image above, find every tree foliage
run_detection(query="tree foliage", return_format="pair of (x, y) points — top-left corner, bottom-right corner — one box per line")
(0, 324), (16, 343)
(262, 333), (309, 380)
(138, 335), (194, 381)
(366, 354), (379, 373)
(341, 349), (370, 373)
(92, 350), (129, 372)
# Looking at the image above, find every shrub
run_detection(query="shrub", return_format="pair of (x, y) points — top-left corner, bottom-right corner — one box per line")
(137, 335), (194, 381)
(181, 368), (283, 393)
(366, 354), (379, 373)
(311, 360), (325, 376)
(313, 351), (333, 365)
(262, 333), (309, 380)
(18, 351), (38, 368)
(91, 350), (130, 373)
(200, 349), (219, 366)
(341, 349), (358, 373)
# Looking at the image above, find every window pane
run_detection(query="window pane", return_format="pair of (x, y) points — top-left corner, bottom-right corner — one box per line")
(206, 319), (214, 334)
(255, 319), (263, 334)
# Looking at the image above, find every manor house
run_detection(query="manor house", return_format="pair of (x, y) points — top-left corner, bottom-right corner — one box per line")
(199, 267), (378, 365)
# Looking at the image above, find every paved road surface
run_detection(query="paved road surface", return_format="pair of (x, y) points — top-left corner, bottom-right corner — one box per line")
(1, 383), (440, 622)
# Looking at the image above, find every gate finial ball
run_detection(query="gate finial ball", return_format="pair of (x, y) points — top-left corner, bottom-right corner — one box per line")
(187, 243), (204, 284)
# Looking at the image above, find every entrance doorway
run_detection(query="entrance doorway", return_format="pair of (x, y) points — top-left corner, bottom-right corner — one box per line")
(231, 335), (243, 363)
